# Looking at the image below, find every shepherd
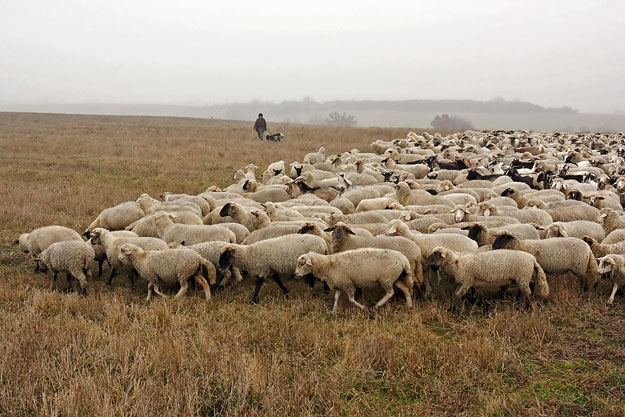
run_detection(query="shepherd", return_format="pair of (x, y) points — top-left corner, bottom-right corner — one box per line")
(253, 113), (267, 141)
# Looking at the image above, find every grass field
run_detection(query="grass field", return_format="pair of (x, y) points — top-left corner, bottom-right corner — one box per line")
(1, 112), (624, 416)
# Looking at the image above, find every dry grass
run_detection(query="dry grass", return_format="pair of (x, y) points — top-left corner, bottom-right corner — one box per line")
(1, 112), (624, 416)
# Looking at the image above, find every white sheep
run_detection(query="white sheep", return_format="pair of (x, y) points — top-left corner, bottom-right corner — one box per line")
(303, 147), (326, 165)
(36, 240), (95, 294)
(214, 202), (270, 232)
(118, 243), (216, 302)
(597, 254), (625, 304)
(154, 212), (236, 245)
(15, 225), (83, 272)
(425, 247), (549, 302)
(218, 234), (328, 303)
(84, 201), (145, 237)
(545, 221), (605, 242)
(295, 249), (414, 312)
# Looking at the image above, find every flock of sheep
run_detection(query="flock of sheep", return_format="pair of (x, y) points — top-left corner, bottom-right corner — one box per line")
(14, 129), (625, 311)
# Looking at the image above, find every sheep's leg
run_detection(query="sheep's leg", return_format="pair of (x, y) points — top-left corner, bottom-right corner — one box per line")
(271, 275), (289, 299)
(49, 271), (58, 290)
(250, 277), (264, 304)
(34, 259), (40, 273)
(107, 267), (117, 286)
(152, 284), (169, 299)
(375, 286), (395, 309)
(129, 269), (137, 290)
(146, 282), (153, 302)
(218, 269), (232, 287)
(454, 283), (472, 299)
(194, 274), (211, 301)
(232, 267), (243, 282)
(98, 260), (103, 278)
(74, 272), (88, 295)
(608, 282), (619, 304)
(323, 282), (330, 294)
(332, 290), (342, 313)
(174, 278), (189, 298)
(305, 273), (316, 288)
(394, 280), (413, 308)
(66, 272), (73, 291)
(345, 288), (366, 310)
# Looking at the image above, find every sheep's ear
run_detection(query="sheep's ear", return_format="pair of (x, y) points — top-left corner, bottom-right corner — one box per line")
(305, 258), (312, 266)
(12, 239), (19, 245)
(82, 230), (90, 238)
(324, 225), (336, 232)
(260, 203), (265, 208)
(251, 211), (260, 217)
(169, 214), (176, 219)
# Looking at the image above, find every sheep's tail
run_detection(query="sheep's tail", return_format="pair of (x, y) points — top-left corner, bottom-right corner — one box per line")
(532, 260), (549, 299)
(585, 249), (599, 290)
(400, 257), (415, 290)
(200, 259), (217, 286)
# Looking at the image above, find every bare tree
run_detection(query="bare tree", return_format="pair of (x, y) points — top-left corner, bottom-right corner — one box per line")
(430, 114), (473, 130)
(325, 111), (357, 127)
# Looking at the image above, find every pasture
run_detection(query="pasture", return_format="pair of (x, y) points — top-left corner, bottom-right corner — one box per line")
(0, 112), (624, 416)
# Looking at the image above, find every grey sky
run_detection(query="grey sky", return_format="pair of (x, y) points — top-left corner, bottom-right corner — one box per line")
(1, 0), (624, 113)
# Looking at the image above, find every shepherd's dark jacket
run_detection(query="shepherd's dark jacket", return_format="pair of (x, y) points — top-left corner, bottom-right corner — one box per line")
(254, 118), (267, 130)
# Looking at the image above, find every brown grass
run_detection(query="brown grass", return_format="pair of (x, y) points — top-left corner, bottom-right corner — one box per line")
(0, 112), (624, 416)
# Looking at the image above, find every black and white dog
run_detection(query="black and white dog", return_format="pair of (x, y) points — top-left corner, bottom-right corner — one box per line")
(265, 133), (284, 142)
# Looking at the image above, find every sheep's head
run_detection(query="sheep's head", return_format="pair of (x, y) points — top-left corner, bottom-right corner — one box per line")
(581, 236), (597, 246)
(425, 247), (451, 271)
(452, 206), (469, 223)
(218, 246), (236, 269)
(16, 234), (29, 253)
(298, 222), (319, 235)
(500, 187), (517, 198)
(233, 170), (246, 181)
(386, 220), (405, 236)
(385, 202), (404, 210)
(325, 223), (355, 243)
(154, 212), (175, 229)
(476, 203), (496, 217)
(566, 188), (583, 201)
(465, 223), (486, 242)
(545, 223), (567, 239)
(492, 231), (517, 250)
(118, 243), (140, 264)
(597, 256), (617, 277)
(89, 228), (106, 245)
(219, 202), (235, 218)
(295, 254), (314, 277)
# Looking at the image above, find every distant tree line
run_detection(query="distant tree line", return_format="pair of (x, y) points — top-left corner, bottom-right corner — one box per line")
(430, 114), (474, 130)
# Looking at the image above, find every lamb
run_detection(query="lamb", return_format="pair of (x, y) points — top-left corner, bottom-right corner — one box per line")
(295, 249), (414, 312)
(596, 254), (625, 304)
(15, 225), (83, 272)
(244, 187), (291, 203)
(118, 243), (216, 302)
(492, 232), (599, 290)
(425, 247), (550, 302)
(326, 222), (423, 288)
(35, 240), (95, 294)
(218, 234), (328, 303)
(545, 221), (605, 242)
(83, 201), (145, 237)
(464, 222), (540, 247)
(126, 211), (203, 237)
(91, 230), (138, 278)
(214, 202), (270, 232)
(88, 227), (169, 286)
(266, 160), (286, 176)
(581, 236), (625, 257)
(153, 212), (236, 245)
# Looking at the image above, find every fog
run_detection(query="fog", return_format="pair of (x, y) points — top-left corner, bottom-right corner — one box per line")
(1, 0), (624, 113)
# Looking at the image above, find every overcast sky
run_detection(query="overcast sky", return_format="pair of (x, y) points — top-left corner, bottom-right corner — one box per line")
(1, 0), (624, 113)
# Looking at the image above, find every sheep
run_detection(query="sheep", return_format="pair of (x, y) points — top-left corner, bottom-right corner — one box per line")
(355, 197), (403, 212)
(581, 236), (625, 258)
(136, 194), (201, 217)
(425, 247), (550, 302)
(215, 222), (250, 244)
(118, 243), (216, 302)
(263, 202), (304, 221)
(15, 225), (83, 272)
(218, 234), (328, 303)
(526, 199), (600, 223)
(326, 222), (424, 289)
(603, 229), (625, 245)
(160, 193), (212, 216)
(126, 211), (203, 237)
(492, 232), (599, 290)
(245, 187), (292, 203)
(596, 254), (625, 304)
(213, 202), (270, 232)
(266, 160), (286, 176)
(476, 202), (553, 226)
(168, 241), (243, 287)
(153, 212), (236, 245)
(330, 197), (355, 214)
(295, 249), (414, 312)
(84, 201), (145, 237)
(243, 224), (304, 245)
(91, 230), (138, 278)
(88, 228), (169, 286)
(325, 211), (389, 226)
(395, 182), (455, 207)
(303, 147), (326, 165)
(600, 208), (625, 235)
(35, 240), (95, 294)
(545, 221), (605, 241)
(385, 220), (477, 257)
(464, 222), (540, 247)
